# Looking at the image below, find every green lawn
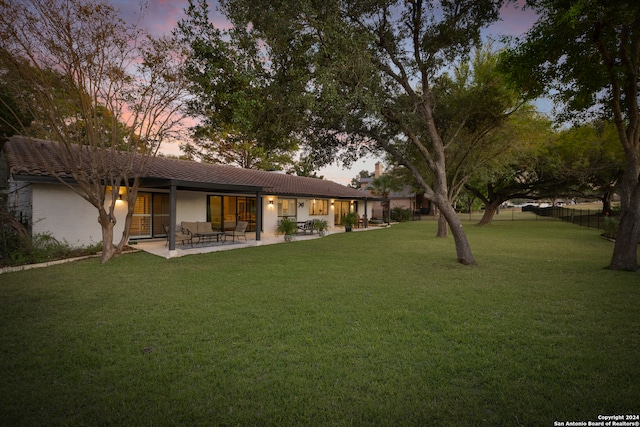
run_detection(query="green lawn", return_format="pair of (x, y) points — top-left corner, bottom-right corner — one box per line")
(1, 220), (638, 426)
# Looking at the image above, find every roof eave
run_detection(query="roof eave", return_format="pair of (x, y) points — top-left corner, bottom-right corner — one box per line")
(266, 190), (372, 200)
(141, 178), (263, 193)
(11, 174), (75, 185)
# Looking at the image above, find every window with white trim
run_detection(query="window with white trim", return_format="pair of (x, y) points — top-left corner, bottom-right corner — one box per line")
(309, 199), (329, 216)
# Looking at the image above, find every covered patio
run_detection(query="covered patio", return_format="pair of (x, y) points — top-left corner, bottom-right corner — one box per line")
(133, 225), (384, 259)
(135, 230), (322, 258)
(136, 175), (265, 255)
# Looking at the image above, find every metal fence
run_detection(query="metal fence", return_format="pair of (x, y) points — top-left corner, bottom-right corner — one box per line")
(523, 206), (608, 230)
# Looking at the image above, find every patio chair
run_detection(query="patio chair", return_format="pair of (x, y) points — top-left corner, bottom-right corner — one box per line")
(163, 224), (192, 247)
(224, 221), (248, 242)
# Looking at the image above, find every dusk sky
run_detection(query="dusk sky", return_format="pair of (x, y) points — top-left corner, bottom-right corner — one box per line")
(112, 0), (540, 185)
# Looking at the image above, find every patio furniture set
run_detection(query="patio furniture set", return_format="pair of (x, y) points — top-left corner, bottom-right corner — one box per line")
(297, 220), (317, 235)
(164, 221), (248, 247)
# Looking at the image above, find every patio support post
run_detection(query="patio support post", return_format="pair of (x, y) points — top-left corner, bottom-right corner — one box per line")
(364, 198), (368, 228)
(169, 183), (177, 251)
(255, 191), (262, 241)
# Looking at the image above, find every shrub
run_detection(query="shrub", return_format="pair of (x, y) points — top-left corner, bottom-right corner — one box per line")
(601, 216), (619, 239)
(340, 212), (358, 228)
(0, 229), (23, 266)
(391, 206), (412, 222)
(1, 231), (102, 268)
(276, 218), (298, 236)
(609, 204), (621, 215)
(311, 219), (329, 234)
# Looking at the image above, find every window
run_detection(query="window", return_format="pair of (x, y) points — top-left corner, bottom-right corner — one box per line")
(152, 194), (169, 236)
(208, 195), (223, 231)
(130, 192), (170, 239)
(309, 199), (329, 216)
(237, 196), (256, 231)
(277, 198), (296, 219)
(223, 195), (238, 230)
(130, 193), (151, 238)
(208, 195), (257, 231)
(333, 200), (350, 225)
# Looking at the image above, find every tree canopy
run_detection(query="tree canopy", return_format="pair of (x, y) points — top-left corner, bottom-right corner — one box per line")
(463, 108), (554, 224)
(175, 0), (308, 172)
(210, 0), (511, 265)
(0, 0), (188, 262)
(411, 46), (524, 232)
(546, 121), (625, 212)
(0, 56), (34, 138)
(503, 0), (640, 271)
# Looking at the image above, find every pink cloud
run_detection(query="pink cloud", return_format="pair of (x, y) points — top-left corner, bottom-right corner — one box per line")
(141, 0), (186, 35)
(486, 1), (539, 39)
(111, 1), (538, 44)
(110, 0), (231, 37)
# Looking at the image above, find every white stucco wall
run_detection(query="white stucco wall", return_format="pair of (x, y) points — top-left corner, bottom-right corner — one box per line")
(31, 186), (213, 247)
(175, 191), (207, 223)
(262, 195), (369, 236)
(31, 183), (127, 247)
(28, 184), (369, 245)
(262, 196), (279, 235)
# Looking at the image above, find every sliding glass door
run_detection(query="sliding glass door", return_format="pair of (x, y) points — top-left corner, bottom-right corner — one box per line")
(130, 193), (152, 238)
(152, 194), (170, 237)
(208, 195), (257, 231)
(130, 192), (170, 239)
(333, 200), (351, 226)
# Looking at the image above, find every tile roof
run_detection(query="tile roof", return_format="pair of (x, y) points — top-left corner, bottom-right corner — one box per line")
(2, 136), (369, 200)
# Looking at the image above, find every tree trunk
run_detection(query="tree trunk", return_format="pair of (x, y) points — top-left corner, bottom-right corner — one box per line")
(610, 208), (640, 271)
(438, 201), (476, 265)
(115, 187), (138, 254)
(386, 198), (392, 224)
(601, 188), (613, 215)
(478, 199), (502, 225)
(97, 204), (119, 264)
(99, 219), (116, 264)
(609, 168), (640, 271)
(430, 202), (438, 218)
(115, 215), (132, 255)
(437, 214), (448, 237)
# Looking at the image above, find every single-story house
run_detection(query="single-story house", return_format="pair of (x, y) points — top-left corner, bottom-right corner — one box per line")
(359, 162), (429, 220)
(1, 136), (375, 253)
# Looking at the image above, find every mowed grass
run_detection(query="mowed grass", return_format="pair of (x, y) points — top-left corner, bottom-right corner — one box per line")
(0, 220), (638, 426)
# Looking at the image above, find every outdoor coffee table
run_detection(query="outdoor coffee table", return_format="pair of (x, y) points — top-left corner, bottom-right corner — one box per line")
(194, 231), (226, 244)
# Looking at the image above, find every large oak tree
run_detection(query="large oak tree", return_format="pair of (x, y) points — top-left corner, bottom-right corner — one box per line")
(418, 46), (524, 234)
(175, 0), (305, 172)
(463, 108), (554, 224)
(212, 0), (508, 265)
(546, 121), (625, 214)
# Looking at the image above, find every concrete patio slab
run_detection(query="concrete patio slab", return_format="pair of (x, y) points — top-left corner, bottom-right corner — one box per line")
(134, 226), (384, 259)
(135, 232), (323, 259)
